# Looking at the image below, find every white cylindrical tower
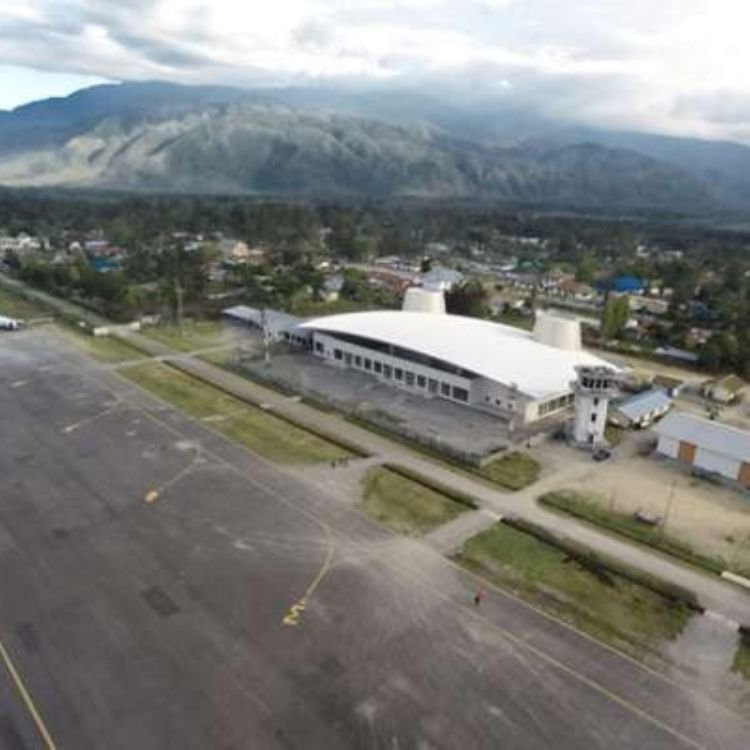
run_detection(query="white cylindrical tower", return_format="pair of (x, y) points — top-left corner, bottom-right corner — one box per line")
(402, 287), (446, 314)
(572, 366), (617, 446)
(533, 310), (582, 351)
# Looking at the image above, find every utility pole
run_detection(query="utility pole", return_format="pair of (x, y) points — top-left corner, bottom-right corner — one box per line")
(261, 307), (271, 363)
(174, 278), (184, 337)
(663, 479), (676, 533)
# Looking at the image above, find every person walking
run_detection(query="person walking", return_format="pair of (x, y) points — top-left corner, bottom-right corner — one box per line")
(473, 589), (485, 606)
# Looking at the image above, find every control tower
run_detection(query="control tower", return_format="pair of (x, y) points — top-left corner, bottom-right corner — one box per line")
(572, 365), (618, 446)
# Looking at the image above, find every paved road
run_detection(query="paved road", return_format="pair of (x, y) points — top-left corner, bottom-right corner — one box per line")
(1, 330), (749, 749)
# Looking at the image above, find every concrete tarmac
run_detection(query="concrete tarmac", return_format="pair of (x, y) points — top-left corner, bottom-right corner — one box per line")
(0, 330), (749, 750)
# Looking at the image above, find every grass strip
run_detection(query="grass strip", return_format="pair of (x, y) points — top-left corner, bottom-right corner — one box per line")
(539, 489), (731, 576)
(479, 451), (541, 490)
(167, 358), (370, 458)
(455, 520), (692, 658)
(502, 516), (702, 610)
(362, 466), (469, 536)
(733, 628), (750, 681)
(142, 321), (227, 352)
(382, 462), (479, 510)
(59, 328), (146, 364)
(120, 362), (354, 464)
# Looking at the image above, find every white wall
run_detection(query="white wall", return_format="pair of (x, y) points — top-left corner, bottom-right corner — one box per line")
(695, 447), (740, 480)
(470, 377), (529, 420)
(313, 332), (472, 406)
(573, 392), (609, 444)
(657, 435), (679, 459)
(312, 331), (573, 425)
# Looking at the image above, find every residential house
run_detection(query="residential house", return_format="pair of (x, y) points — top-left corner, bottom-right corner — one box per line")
(702, 375), (746, 404)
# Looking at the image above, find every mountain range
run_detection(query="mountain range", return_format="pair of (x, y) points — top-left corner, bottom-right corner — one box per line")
(1, 81), (749, 213)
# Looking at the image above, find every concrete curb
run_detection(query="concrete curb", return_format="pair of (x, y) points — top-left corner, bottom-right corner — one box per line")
(721, 570), (750, 590)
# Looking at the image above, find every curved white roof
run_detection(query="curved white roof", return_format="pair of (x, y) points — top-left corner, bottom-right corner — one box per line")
(301, 310), (611, 399)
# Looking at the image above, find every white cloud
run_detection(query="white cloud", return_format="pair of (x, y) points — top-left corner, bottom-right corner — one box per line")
(1, 0), (750, 139)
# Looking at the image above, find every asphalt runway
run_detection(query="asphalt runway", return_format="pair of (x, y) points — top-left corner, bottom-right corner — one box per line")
(0, 330), (749, 750)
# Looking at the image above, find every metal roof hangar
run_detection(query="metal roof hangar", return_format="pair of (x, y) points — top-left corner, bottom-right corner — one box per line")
(653, 411), (750, 489)
(300, 309), (612, 425)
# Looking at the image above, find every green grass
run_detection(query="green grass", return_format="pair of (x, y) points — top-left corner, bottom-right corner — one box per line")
(479, 451), (541, 490)
(143, 321), (228, 352)
(733, 634), (750, 681)
(120, 362), (353, 464)
(59, 328), (146, 364)
(0, 287), (48, 319)
(539, 489), (734, 575)
(604, 424), (625, 446)
(455, 522), (690, 655)
(362, 466), (469, 536)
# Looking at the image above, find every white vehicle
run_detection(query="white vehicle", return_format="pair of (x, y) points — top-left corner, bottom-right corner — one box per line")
(0, 315), (21, 331)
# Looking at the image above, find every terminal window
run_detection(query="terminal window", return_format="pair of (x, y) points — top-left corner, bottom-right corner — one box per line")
(405, 372), (415, 386)
(364, 358), (372, 370)
(383, 365), (392, 378)
(373, 361), (382, 374)
(417, 375), (426, 388)
(334, 349), (342, 360)
(395, 368), (403, 380)
(440, 382), (451, 396)
(452, 386), (469, 402)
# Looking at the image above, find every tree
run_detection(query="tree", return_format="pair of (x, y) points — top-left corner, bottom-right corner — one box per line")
(575, 255), (596, 284)
(445, 280), (489, 319)
(600, 296), (630, 339)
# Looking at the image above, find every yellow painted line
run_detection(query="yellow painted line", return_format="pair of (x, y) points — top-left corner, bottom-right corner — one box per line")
(282, 600), (306, 627)
(0, 637), (56, 750)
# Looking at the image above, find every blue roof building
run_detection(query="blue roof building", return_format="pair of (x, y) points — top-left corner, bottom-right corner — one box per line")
(596, 275), (645, 294)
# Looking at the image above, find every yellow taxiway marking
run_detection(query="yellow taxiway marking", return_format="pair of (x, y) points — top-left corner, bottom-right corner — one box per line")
(281, 529), (335, 627)
(282, 600), (306, 627)
(0, 636), (56, 749)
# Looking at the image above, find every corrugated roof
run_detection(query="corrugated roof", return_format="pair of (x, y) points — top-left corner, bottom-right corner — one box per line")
(301, 310), (613, 400)
(223, 305), (301, 335)
(614, 389), (671, 421)
(712, 374), (746, 393)
(653, 411), (750, 463)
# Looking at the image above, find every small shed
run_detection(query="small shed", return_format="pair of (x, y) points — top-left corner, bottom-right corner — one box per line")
(702, 374), (745, 404)
(653, 375), (686, 398)
(610, 388), (672, 429)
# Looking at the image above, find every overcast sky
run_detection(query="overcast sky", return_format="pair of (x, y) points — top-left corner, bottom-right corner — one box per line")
(1, 0), (749, 141)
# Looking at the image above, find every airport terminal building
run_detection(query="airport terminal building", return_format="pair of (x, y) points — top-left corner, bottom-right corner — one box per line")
(298, 308), (611, 426)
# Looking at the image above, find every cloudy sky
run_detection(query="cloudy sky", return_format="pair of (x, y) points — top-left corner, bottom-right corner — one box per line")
(1, 0), (749, 141)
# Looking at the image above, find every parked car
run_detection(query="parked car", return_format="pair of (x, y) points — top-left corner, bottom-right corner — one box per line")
(592, 448), (611, 462)
(0, 316), (21, 331)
